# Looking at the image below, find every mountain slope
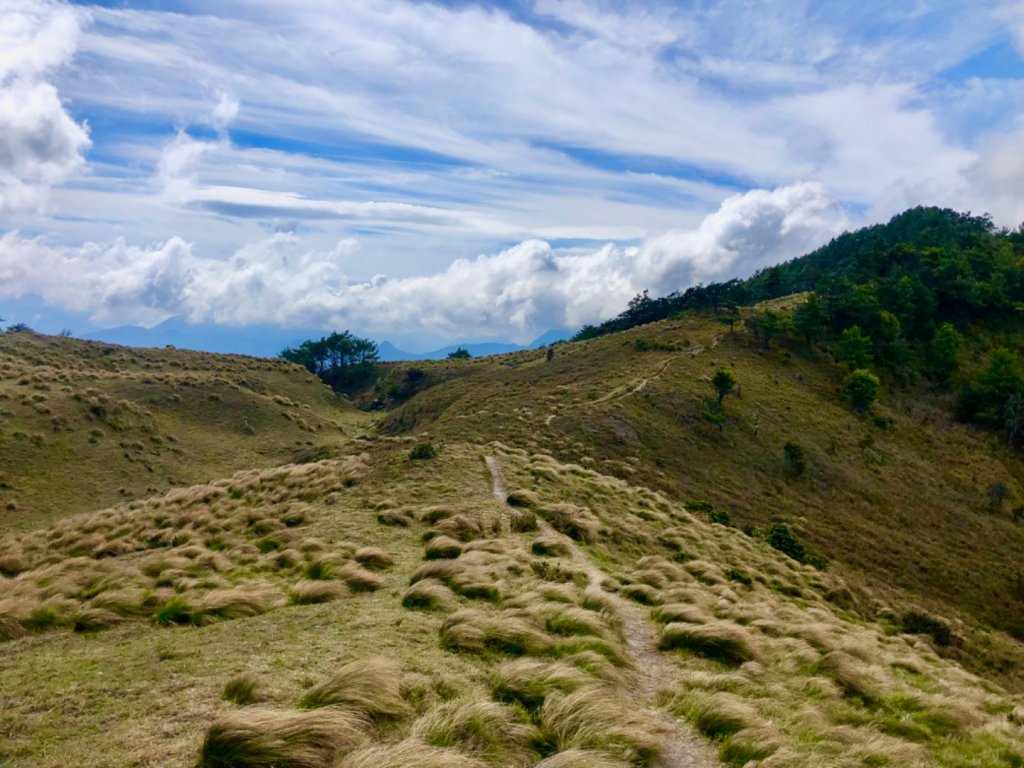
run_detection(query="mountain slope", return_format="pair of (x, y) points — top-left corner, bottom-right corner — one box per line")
(375, 310), (1024, 689)
(0, 332), (364, 529)
(2, 439), (1022, 767)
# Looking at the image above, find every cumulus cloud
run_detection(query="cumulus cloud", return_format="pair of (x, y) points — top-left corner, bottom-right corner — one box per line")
(0, 0), (90, 214)
(0, 182), (847, 339)
(962, 126), (1024, 225)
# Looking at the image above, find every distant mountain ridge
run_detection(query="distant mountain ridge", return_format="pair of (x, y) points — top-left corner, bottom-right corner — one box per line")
(83, 316), (576, 361)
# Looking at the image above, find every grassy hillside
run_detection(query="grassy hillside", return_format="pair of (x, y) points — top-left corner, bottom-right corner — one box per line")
(2, 439), (1022, 767)
(374, 310), (1024, 690)
(0, 332), (364, 530)
(3, 241), (1024, 767)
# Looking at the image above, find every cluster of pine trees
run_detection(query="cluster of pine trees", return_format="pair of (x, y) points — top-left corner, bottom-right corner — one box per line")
(279, 331), (379, 392)
(575, 207), (1024, 441)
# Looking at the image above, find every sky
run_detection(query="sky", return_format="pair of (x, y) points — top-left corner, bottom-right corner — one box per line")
(1, 0), (1023, 349)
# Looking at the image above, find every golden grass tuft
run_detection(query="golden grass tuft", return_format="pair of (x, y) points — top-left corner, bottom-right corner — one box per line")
(719, 726), (781, 765)
(506, 490), (540, 508)
(419, 505), (458, 524)
(619, 583), (660, 605)
(432, 513), (500, 542)
(532, 536), (571, 557)
(539, 504), (600, 543)
(509, 509), (539, 533)
(377, 507), (415, 527)
(335, 739), (486, 768)
(299, 657), (412, 722)
(410, 698), (538, 766)
(424, 536), (464, 560)
(72, 606), (123, 633)
(441, 609), (552, 657)
(818, 650), (885, 705)
(651, 603), (709, 625)
(352, 547), (394, 571)
(402, 579), (455, 612)
(675, 691), (764, 740)
(337, 562), (386, 593)
(289, 580), (350, 605)
(538, 686), (665, 765)
(197, 707), (367, 768)
(199, 586), (281, 620)
(659, 621), (762, 665)
(222, 673), (261, 705)
(0, 611), (26, 641)
(491, 658), (598, 711)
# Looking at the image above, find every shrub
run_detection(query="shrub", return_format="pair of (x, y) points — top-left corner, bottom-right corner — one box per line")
(707, 508), (731, 526)
(766, 523), (805, 563)
(409, 443), (437, 461)
(712, 368), (736, 406)
(299, 657), (411, 722)
(783, 442), (805, 478)
(901, 610), (953, 647)
(222, 673), (260, 705)
(197, 707), (366, 768)
(843, 369), (880, 412)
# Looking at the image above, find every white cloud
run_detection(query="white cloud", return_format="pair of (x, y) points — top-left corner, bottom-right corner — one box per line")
(0, 182), (847, 339)
(0, 0), (90, 214)
(999, 1), (1024, 53)
(209, 92), (239, 132)
(961, 125), (1024, 225)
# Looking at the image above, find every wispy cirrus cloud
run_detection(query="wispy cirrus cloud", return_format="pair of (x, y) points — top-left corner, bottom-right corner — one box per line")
(0, 0), (1023, 341)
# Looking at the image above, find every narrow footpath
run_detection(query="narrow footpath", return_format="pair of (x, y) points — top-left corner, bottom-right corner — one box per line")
(485, 455), (718, 768)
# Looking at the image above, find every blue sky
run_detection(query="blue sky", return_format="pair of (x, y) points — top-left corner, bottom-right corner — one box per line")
(1, 0), (1023, 347)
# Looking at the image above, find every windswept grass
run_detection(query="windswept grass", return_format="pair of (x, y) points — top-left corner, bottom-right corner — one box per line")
(336, 739), (486, 768)
(538, 687), (666, 766)
(298, 657), (411, 722)
(658, 621), (762, 665)
(222, 673), (261, 705)
(411, 699), (538, 766)
(197, 708), (367, 768)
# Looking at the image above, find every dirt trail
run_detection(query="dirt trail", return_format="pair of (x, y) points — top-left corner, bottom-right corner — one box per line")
(485, 455), (718, 768)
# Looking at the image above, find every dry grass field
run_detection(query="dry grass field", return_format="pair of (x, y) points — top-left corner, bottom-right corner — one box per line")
(2, 323), (1023, 767)
(375, 311), (1024, 689)
(0, 332), (365, 530)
